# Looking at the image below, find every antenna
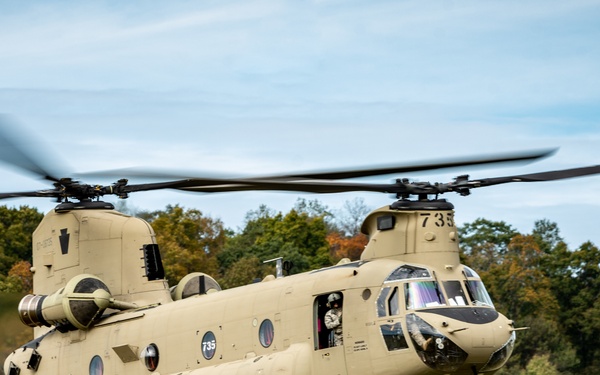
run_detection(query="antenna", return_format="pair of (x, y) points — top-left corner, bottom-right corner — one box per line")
(263, 257), (284, 278)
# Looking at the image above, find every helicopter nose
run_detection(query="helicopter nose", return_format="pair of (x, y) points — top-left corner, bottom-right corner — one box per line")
(406, 311), (515, 373)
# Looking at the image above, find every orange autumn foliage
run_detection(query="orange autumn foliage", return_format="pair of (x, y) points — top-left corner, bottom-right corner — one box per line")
(327, 232), (368, 261)
(8, 260), (33, 293)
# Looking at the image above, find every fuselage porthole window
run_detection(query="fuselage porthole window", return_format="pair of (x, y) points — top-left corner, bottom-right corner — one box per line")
(201, 331), (217, 360)
(259, 319), (274, 348)
(89, 355), (103, 375)
(140, 343), (159, 372)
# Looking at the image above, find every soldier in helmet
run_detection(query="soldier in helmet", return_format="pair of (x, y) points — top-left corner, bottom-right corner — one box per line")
(324, 292), (343, 346)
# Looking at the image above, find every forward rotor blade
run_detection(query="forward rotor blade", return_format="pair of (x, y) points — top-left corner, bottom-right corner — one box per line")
(130, 164), (600, 196)
(267, 148), (557, 180)
(465, 165), (600, 188)
(3, 163), (597, 201)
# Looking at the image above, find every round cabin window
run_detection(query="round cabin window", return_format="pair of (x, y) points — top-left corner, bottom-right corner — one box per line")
(259, 319), (274, 348)
(201, 331), (217, 360)
(141, 343), (159, 371)
(89, 355), (104, 375)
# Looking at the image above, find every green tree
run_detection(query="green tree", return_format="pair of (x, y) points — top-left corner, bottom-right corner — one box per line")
(217, 205), (276, 274)
(294, 198), (332, 221)
(0, 206), (44, 274)
(218, 203), (332, 288)
(146, 205), (226, 285)
(532, 219), (563, 254)
(550, 241), (600, 372)
(332, 197), (372, 236)
(459, 219), (579, 373)
(485, 235), (558, 320)
(0, 260), (33, 293)
(517, 354), (560, 375)
(458, 218), (518, 271)
(220, 256), (265, 289)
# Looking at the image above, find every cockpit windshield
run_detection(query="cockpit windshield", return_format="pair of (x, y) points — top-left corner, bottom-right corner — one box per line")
(378, 264), (496, 312)
(405, 281), (446, 310)
(443, 281), (468, 306)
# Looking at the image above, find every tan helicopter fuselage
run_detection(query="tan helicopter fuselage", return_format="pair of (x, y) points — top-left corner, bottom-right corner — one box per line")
(5, 202), (516, 375)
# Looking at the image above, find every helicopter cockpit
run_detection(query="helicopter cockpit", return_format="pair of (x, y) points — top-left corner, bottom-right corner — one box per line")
(377, 264), (495, 313)
(375, 263), (512, 373)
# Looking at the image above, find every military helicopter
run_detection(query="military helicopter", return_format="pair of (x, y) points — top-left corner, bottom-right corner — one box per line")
(2, 120), (600, 375)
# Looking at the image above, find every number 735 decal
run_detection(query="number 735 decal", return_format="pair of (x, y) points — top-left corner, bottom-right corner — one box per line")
(420, 213), (455, 228)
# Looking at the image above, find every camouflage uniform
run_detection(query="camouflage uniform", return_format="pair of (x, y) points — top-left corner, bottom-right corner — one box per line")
(325, 307), (343, 346)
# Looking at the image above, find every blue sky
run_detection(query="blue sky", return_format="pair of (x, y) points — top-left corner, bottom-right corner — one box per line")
(0, 0), (599, 247)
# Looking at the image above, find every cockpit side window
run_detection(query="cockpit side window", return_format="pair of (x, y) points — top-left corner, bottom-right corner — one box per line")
(377, 287), (391, 317)
(463, 265), (480, 278)
(388, 287), (399, 316)
(377, 286), (400, 317)
(464, 280), (495, 308)
(462, 266), (495, 308)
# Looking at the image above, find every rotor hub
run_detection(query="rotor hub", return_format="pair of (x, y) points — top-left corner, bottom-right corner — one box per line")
(390, 199), (454, 211)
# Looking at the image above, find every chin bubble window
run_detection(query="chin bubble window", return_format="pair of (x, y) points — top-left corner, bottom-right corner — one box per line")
(141, 343), (159, 372)
(89, 355), (104, 375)
(259, 319), (274, 348)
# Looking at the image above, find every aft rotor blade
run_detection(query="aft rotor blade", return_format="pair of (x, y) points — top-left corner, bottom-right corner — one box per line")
(119, 178), (398, 195)
(81, 148), (557, 182)
(175, 179), (397, 194)
(0, 115), (64, 182)
(0, 190), (61, 200)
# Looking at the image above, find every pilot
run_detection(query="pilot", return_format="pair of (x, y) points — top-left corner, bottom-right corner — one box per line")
(324, 293), (343, 346)
(407, 314), (433, 351)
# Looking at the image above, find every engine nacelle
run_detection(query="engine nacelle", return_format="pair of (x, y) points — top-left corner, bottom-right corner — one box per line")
(18, 274), (112, 330)
(171, 272), (221, 301)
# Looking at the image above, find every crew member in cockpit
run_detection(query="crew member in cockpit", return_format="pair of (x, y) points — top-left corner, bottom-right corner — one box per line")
(325, 293), (343, 346)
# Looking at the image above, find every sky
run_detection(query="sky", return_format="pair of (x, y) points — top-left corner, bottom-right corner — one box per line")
(0, 0), (599, 248)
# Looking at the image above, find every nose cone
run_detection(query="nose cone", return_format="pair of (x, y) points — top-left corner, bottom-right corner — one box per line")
(409, 309), (515, 374)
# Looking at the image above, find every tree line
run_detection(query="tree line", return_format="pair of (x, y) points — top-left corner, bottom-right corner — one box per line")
(0, 201), (599, 374)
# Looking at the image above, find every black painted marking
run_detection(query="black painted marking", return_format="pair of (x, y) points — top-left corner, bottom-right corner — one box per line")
(59, 228), (70, 255)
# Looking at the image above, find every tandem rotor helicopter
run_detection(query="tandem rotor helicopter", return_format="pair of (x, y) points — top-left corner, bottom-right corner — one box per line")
(2, 119), (600, 375)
